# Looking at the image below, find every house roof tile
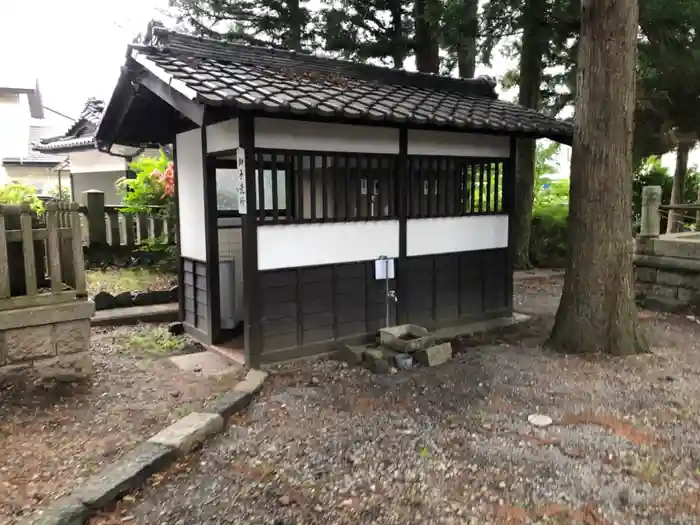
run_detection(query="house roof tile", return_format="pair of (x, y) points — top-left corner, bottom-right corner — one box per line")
(123, 28), (572, 142)
(33, 98), (104, 153)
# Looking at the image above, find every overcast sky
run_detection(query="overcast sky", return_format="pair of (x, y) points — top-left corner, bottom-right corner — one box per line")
(1, 0), (168, 125)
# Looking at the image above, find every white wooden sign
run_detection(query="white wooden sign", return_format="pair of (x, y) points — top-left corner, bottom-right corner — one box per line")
(374, 258), (395, 280)
(236, 147), (247, 214)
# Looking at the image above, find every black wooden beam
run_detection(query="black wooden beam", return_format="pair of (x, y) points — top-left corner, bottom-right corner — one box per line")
(135, 66), (205, 127)
(240, 112), (262, 367)
(172, 141), (185, 323)
(504, 136), (517, 311)
(202, 118), (222, 344)
(397, 126), (408, 325)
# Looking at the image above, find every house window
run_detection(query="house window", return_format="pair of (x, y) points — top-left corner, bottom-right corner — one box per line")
(407, 156), (508, 218)
(252, 149), (396, 224)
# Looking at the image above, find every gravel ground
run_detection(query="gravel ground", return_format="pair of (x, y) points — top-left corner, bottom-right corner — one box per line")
(40, 276), (700, 524)
(0, 324), (245, 524)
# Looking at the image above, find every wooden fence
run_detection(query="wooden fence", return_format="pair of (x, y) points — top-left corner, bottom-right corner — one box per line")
(79, 190), (176, 248)
(0, 202), (86, 310)
(640, 185), (700, 237)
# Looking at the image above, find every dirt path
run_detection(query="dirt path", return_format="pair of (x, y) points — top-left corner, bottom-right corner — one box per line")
(88, 276), (700, 524)
(0, 324), (245, 523)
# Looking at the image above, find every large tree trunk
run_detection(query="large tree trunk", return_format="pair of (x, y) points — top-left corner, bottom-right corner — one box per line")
(457, 0), (478, 78)
(288, 0), (302, 51)
(666, 139), (692, 233)
(548, 0), (646, 356)
(512, 0), (546, 269)
(389, 0), (407, 69)
(414, 0), (440, 73)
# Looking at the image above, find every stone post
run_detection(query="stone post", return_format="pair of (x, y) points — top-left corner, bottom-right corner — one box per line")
(640, 185), (662, 238)
(82, 190), (106, 246)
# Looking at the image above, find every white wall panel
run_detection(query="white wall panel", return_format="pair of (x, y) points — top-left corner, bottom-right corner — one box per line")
(257, 221), (400, 270)
(407, 215), (508, 257)
(407, 129), (510, 158)
(175, 128), (207, 261)
(255, 118), (399, 154)
(206, 119), (239, 153)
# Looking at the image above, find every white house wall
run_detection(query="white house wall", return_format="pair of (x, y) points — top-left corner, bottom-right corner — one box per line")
(407, 129), (510, 157)
(406, 215), (509, 257)
(69, 149), (127, 173)
(206, 119), (239, 153)
(255, 118), (400, 154)
(257, 221), (400, 270)
(176, 128), (207, 261)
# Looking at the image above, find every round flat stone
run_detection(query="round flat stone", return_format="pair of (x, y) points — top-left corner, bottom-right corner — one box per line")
(528, 414), (553, 427)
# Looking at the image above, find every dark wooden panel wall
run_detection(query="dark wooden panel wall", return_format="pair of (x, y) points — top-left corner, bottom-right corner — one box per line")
(401, 249), (510, 328)
(182, 258), (210, 339)
(259, 261), (397, 361)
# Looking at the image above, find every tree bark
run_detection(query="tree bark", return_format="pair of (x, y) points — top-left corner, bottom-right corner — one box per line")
(389, 0), (407, 69)
(512, 0), (546, 270)
(548, 0), (647, 356)
(414, 0), (440, 73)
(287, 0), (302, 51)
(457, 0), (478, 78)
(666, 139), (692, 233)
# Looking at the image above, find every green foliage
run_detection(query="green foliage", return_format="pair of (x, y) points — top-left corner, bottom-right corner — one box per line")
(0, 182), (45, 214)
(530, 176), (569, 267)
(117, 149), (173, 216)
(49, 185), (71, 202)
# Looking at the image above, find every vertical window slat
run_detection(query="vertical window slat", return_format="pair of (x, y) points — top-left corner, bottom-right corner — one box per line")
(309, 153), (317, 221)
(322, 155), (329, 221)
(494, 161), (501, 213)
(469, 162), (477, 214)
(257, 152), (265, 223)
(271, 153), (279, 223)
(486, 161), (492, 214)
(296, 153), (304, 221)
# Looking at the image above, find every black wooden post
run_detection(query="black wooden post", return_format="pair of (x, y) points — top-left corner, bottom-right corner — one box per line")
(396, 126), (408, 324)
(240, 113), (262, 367)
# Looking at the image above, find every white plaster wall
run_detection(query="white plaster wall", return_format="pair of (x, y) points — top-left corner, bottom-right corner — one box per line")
(176, 128), (207, 261)
(70, 149), (127, 173)
(218, 225), (244, 322)
(72, 171), (125, 204)
(255, 118), (400, 154)
(0, 93), (29, 163)
(257, 221), (400, 270)
(407, 129), (510, 158)
(206, 119), (239, 153)
(406, 215), (509, 257)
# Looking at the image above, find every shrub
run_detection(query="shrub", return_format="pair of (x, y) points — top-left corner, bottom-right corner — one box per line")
(0, 182), (45, 214)
(117, 149), (175, 216)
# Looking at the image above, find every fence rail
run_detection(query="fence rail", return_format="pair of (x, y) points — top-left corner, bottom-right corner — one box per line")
(0, 202), (86, 310)
(79, 190), (176, 247)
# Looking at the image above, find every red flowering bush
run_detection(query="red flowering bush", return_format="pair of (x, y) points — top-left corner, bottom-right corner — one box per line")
(117, 149), (175, 217)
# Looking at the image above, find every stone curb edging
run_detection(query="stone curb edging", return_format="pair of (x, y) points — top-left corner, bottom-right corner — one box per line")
(17, 369), (268, 525)
(91, 303), (179, 327)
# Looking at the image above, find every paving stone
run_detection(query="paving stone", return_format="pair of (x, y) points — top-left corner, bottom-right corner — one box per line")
(364, 348), (390, 373)
(415, 341), (453, 367)
(233, 369), (268, 395)
(333, 344), (365, 365)
(168, 350), (236, 377)
(73, 442), (176, 508)
(149, 412), (224, 453)
(15, 497), (88, 525)
(205, 391), (253, 421)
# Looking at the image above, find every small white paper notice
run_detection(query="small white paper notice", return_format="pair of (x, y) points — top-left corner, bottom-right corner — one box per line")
(374, 258), (395, 280)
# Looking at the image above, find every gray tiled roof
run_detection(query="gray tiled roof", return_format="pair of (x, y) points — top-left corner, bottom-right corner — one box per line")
(129, 28), (572, 142)
(2, 126), (64, 166)
(33, 98), (104, 153)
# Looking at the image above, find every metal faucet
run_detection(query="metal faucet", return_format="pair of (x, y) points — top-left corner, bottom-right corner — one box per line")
(387, 290), (398, 302)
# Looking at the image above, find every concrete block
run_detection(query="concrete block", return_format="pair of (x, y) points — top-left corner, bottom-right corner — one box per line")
(74, 442), (175, 508)
(363, 348), (390, 373)
(651, 284), (678, 299)
(15, 497), (88, 525)
(204, 391), (253, 422)
(656, 270), (691, 288)
(54, 320), (90, 355)
(233, 369), (268, 395)
(148, 412), (223, 453)
(635, 267), (657, 283)
(379, 324), (435, 353)
(333, 344), (365, 365)
(35, 352), (92, 382)
(678, 288), (696, 303)
(415, 341), (453, 367)
(5, 325), (54, 362)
